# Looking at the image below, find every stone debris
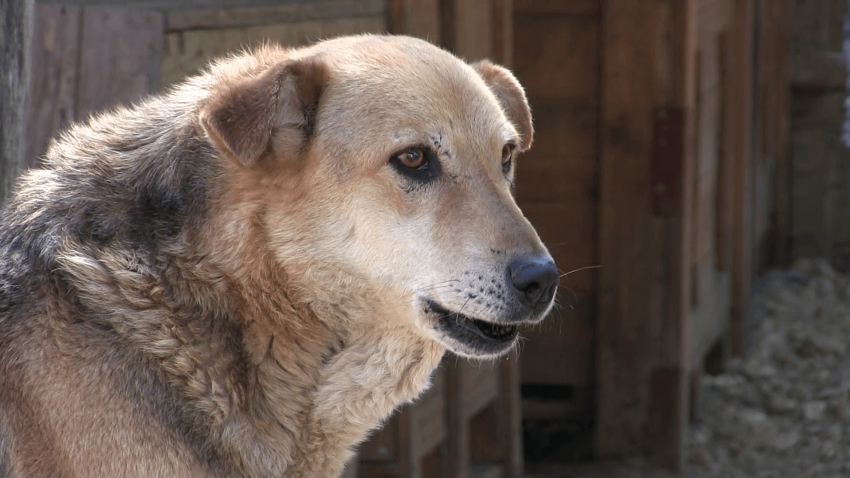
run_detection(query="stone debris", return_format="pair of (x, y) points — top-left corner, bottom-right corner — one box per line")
(684, 258), (850, 477)
(526, 258), (850, 478)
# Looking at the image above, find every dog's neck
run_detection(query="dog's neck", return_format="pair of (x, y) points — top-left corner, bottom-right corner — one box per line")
(197, 226), (446, 477)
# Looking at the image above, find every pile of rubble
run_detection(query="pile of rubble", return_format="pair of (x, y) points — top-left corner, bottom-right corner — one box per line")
(527, 258), (850, 478)
(687, 258), (850, 478)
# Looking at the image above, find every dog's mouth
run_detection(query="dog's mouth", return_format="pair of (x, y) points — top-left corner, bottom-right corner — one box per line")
(425, 299), (518, 356)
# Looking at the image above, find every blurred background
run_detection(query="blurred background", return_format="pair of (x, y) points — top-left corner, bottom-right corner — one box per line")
(1, 0), (848, 477)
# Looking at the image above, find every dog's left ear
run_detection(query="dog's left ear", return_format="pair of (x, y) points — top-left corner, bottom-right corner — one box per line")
(200, 57), (328, 166)
(472, 60), (533, 151)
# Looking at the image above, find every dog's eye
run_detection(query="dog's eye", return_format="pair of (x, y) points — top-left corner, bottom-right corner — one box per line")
(501, 143), (515, 174)
(390, 146), (440, 183)
(395, 147), (427, 169)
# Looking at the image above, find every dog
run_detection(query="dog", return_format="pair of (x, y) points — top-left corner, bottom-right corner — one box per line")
(0, 34), (558, 477)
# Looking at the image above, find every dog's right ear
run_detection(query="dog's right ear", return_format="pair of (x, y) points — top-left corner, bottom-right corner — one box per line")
(472, 60), (533, 151)
(200, 57), (328, 166)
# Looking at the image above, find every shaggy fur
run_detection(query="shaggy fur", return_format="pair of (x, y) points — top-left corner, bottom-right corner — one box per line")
(0, 35), (555, 477)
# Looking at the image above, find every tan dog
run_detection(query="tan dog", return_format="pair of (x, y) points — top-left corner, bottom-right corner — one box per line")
(0, 35), (557, 477)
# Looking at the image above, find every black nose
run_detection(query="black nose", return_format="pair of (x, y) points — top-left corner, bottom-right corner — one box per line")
(507, 256), (559, 307)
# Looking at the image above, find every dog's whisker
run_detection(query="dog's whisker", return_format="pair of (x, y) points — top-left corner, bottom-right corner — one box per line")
(558, 265), (601, 278)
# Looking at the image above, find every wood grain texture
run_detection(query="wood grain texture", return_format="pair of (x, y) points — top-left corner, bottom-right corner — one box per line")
(513, 0), (599, 16)
(76, 7), (162, 117)
(0, 0), (33, 202)
(160, 16), (385, 88)
(452, 0), (492, 60)
(513, 10), (600, 389)
(730, 0), (753, 358)
(25, 4), (82, 168)
(597, 0), (696, 469)
(165, 0), (385, 31)
(388, 0), (441, 42)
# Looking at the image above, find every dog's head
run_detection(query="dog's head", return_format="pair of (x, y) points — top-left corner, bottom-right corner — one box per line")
(200, 35), (557, 359)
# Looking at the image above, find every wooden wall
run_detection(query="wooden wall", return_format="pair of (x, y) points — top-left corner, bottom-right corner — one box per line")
(0, 0), (33, 201)
(9, 0), (793, 473)
(510, 0), (789, 469)
(512, 0), (599, 400)
(25, 5), (162, 170)
(788, 0), (845, 263)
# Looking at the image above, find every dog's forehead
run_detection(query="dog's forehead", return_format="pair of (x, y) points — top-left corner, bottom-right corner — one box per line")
(315, 36), (511, 143)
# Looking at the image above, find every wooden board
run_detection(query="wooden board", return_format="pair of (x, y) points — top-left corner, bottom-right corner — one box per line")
(513, 8), (600, 389)
(165, 0), (385, 30)
(77, 8), (163, 117)
(0, 0), (33, 201)
(730, 0), (753, 357)
(24, 5), (161, 172)
(597, 0), (696, 469)
(462, 362), (500, 418)
(514, 0), (599, 16)
(160, 15), (385, 87)
(25, 4), (81, 168)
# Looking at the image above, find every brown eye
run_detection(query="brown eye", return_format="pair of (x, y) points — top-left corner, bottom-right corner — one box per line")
(501, 143), (515, 174)
(390, 146), (439, 183)
(395, 147), (427, 169)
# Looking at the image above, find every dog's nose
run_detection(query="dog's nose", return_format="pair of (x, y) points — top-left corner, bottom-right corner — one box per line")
(507, 256), (559, 308)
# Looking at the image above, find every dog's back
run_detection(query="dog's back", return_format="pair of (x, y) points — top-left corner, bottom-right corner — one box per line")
(0, 62), (233, 476)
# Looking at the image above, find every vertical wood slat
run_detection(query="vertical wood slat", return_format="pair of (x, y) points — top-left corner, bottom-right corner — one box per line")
(25, 4), (82, 169)
(24, 5), (161, 180)
(1, 0), (34, 202)
(730, 0), (754, 357)
(76, 7), (163, 119)
(500, 352), (523, 477)
(716, 29), (734, 272)
(388, 0), (441, 42)
(597, 0), (696, 469)
(767, 0), (791, 265)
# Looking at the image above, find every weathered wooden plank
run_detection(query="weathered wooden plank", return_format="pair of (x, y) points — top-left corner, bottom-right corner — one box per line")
(1, 0), (33, 202)
(597, 0), (663, 456)
(166, 0), (385, 31)
(513, 15), (598, 101)
(519, 296), (595, 386)
(513, 7), (600, 393)
(767, 0), (791, 265)
(446, 362), (470, 478)
(25, 4), (82, 168)
(716, 29), (734, 272)
(40, 0), (311, 7)
(491, 0), (512, 66)
(76, 7), (162, 118)
(730, 0), (753, 357)
(513, 0), (599, 16)
(160, 16), (386, 87)
(597, 0), (696, 469)
(452, 0), (493, 60)
(387, 0), (441, 42)
(499, 351), (523, 477)
(462, 362), (499, 418)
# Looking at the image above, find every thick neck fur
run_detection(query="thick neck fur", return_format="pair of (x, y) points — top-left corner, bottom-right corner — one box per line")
(0, 77), (444, 477)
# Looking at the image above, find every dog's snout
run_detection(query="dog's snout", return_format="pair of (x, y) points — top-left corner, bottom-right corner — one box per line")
(507, 256), (559, 307)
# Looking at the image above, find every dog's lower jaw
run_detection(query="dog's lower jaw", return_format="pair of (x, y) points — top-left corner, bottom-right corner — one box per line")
(285, 331), (445, 477)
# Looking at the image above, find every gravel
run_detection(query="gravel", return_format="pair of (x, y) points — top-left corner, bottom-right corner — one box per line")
(684, 257), (850, 478)
(526, 257), (850, 478)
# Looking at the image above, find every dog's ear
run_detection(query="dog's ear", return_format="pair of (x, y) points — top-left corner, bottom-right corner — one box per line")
(200, 57), (328, 166)
(472, 60), (533, 151)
